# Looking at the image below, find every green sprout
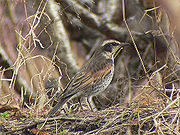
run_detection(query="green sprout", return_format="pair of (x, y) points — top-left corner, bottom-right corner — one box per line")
(60, 130), (67, 135)
(0, 111), (10, 118)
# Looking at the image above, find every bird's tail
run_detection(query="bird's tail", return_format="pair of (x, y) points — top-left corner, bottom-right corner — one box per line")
(46, 97), (69, 118)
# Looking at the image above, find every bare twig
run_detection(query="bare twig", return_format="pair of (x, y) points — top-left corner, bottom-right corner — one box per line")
(0, 46), (36, 103)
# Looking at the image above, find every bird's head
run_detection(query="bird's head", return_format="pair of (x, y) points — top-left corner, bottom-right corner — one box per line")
(93, 40), (129, 59)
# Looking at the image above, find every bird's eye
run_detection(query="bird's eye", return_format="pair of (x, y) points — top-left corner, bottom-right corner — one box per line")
(111, 42), (120, 46)
(103, 44), (112, 52)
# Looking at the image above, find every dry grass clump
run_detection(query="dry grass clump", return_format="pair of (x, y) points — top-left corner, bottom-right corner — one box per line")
(1, 89), (179, 134)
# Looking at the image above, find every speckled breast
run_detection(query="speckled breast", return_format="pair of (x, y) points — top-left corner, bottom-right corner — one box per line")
(90, 66), (114, 96)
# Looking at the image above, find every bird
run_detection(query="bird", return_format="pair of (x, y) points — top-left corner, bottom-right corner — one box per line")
(47, 40), (129, 117)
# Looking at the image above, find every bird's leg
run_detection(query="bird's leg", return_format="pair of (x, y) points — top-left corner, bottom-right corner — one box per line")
(87, 96), (97, 112)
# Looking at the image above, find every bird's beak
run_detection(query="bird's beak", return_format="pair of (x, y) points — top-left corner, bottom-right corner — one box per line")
(120, 43), (130, 48)
(114, 43), (129, 58)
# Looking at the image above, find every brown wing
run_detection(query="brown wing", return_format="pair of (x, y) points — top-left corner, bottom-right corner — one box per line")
(61, 71), (94, 98)
(61, 58), (113, 98)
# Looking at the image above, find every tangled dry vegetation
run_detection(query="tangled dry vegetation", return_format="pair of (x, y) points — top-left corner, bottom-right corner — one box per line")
(0, 0), (179, 134)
